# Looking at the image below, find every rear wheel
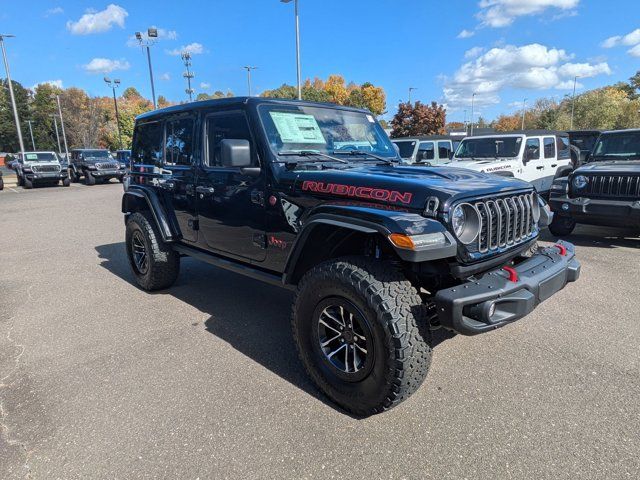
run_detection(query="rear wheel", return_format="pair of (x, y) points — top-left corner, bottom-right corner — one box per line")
(125, 212), (180, 291)
(548, 215), (576, 236)
(292, 256), (432, 416)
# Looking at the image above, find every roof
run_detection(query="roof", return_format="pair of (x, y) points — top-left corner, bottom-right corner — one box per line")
(465, 129), (569, 138)
(71, 147), (109, 151)
(136, 96), (372, 122)
(21, 151), (58, 154)
(391, 135), (456, 141)
(567, 130), (601, 135)
(599, 128), (640, 134)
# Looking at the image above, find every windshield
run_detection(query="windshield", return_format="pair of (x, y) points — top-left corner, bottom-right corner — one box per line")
(592, 132), (640, 160)
(392, 140), (417, 159)
(258, 104), (397, 158)
(454, 137), (522, 159)
(24, 152), (58, 162)
(82, 150), (111, 159)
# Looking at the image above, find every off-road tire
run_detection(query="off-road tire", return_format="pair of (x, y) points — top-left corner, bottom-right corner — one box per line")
(62, 177), (71, 187)
(292, 256), (432, 416)
(548, 215), (576, 236)
(85, 171), (96, 186)
(69, 168), (79, 183)
(125, 212), (180, 291)
(24, 177), (33, 189)
(17, 174), (24, 187)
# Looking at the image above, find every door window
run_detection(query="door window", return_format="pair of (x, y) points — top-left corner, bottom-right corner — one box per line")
(544, 137), (556, 159)
(205, 112), (254, 167)
(556, 136), (570, 159)
(132, 121), (164, 166)
(438, 141), (451, 159)
(417, 142), (435, 161)
(525, 138), (540, 160)
(165, 118), (195, 166)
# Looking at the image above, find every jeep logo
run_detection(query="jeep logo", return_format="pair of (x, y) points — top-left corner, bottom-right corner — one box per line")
(301, 181), (413, 205)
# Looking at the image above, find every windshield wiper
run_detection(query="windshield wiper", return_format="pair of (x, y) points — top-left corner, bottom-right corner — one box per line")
(277, 150), (349, 164)
(331, 150), (397, 165)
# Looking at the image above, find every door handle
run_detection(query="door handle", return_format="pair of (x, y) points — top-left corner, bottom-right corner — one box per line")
(536, 166), (544, 170)
(551, 164), (557, 168)
(195, 186), (215, 196)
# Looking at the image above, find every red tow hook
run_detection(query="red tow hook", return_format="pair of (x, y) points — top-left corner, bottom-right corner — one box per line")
(554, 243), (567, 256)
(502, 266), (519, 282)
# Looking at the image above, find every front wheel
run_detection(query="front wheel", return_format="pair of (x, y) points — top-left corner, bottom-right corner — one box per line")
(125, 212), (180, 291)
(548, 215), (576, 236)
(62, 177), (71, 187)
(24, 177), (33, 189)
(292, 257), (432, 416)
(85, 171), (96, 185)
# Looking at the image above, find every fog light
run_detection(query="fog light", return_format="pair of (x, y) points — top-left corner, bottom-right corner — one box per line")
(487, 302), (496, 318)
(562, 203), (569, 211)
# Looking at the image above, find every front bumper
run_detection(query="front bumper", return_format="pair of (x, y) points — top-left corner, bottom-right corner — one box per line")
(435, 241), (580, 335)
(25, 171), (67, 182)
(549, 194), (640, 226)
(91, 169), (124, 178)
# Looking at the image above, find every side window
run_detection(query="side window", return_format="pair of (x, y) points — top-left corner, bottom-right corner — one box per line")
(438, 141), (451, 159)
(544, 137), (555, 159)
(525, 138), (540, 160)
(132, 121), (164, 166)
(418, 141), (435, 161)
(205, 112), (253, 167)
(165, 117), (195, 166)
(556, 136), (570, 159)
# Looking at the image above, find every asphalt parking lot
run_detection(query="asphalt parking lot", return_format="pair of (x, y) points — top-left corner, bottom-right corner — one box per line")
(1, 182), (639, 479)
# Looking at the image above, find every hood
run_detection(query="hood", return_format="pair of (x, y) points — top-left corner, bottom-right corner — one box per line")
(447, 159), (518, 173)
(24, 160), (60, 168)
(292, 164), (531, 211)
(576, 160), (640, 175)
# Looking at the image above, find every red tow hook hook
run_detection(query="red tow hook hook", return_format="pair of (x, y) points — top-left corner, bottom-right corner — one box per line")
(502, 266), (519, 282)
(554, 243), (567, 256)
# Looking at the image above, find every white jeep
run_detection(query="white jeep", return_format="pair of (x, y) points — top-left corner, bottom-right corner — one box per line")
(450, 131), (573, 196)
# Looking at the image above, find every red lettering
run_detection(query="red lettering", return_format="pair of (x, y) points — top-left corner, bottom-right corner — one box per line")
(389, 191), (413, 204)
(301, 181), (413, 205)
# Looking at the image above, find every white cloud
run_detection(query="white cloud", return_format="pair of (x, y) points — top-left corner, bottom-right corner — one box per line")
(629, 44), (640, 58)
(476, 0), (580, 28)
(32, 80), (63, 90)
(464, 46), (484, 59)
(555, 79), (583, 89)
(200, 82), (211, 90)
(457, 29), (475, 39)
(166, 42), (205, 56)
(442, 43), (610, 109)
(67, 4), (128, 35)
(83, 57), (130, 74)
(45, 7), (63, 17)
(602, 28), (640, 48)
(126, 27), (178, 47)
(159, 72), (171, 81)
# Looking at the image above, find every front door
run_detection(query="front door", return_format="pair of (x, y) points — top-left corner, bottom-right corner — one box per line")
(195, 110), (266, 262)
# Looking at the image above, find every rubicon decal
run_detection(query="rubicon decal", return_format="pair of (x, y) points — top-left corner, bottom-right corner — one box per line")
(301, 181), (413, 204)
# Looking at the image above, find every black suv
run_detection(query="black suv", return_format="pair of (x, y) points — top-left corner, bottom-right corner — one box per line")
(68, 148), (125, 185)
(122, 98), (580, 415)
(549, 128), (640, 236)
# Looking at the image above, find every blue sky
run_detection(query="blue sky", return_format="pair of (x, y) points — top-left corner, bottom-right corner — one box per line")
(2, 0), (639, 122)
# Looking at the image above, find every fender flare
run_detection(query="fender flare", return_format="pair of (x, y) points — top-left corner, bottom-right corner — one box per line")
(121, 186), (180, 242)
(554, 165), (573, 180)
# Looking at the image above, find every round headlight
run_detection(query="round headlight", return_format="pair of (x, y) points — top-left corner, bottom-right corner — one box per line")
(451, 203), (481, 245)
(572, 175), (588, 190)
(532, 192), (541, 223)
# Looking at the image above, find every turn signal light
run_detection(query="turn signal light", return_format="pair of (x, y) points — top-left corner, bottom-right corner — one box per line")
(388, 232), (447, 250)
(389, 233), (415, 250)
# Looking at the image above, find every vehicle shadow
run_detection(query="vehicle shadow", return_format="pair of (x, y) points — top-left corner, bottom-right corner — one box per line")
(96, 242), (452, 415)
(540, 225), (639, 249)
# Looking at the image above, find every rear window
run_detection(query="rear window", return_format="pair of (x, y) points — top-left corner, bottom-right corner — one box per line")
(392, 141), (416, 159)
(132, 121), (164, 166)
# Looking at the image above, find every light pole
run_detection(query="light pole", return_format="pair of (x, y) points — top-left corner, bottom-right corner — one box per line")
(281, 0), (302, 100)
(408, 87), (417, 104)
(51, 114), (62, 153)
(470, 93), (476, 136)
(570, 75), (579, 130)
(0, 34), (25, 154)
(54, 95), (69, 162)
(136, 28), (158, 109)
(104, 77), (123, 148)
(521, 98), (528, 130)
(26, 120), (35, 150)
(243, 66), (258, 96)
(181, 52), (195, 102)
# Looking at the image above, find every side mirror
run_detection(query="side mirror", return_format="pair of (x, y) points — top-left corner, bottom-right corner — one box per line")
(220, 139), (252, 168)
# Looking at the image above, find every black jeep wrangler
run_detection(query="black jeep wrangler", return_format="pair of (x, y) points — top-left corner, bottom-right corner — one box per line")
(549, 128), (640, 236)
(122, 98), (580, 415)
(68, 148), (125, 185)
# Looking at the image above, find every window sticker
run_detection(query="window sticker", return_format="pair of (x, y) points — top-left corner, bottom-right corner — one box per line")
(26, 154), (38, 160)
(269, 111), (326, 144)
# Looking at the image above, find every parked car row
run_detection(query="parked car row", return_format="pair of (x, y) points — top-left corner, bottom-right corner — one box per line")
(4, 148), (131, 189)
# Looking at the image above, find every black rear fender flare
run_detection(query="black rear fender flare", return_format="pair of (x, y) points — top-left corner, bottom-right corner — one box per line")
(121, 186), (180, 242)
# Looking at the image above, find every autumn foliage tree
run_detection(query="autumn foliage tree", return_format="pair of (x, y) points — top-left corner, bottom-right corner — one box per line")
(390, 101), (447, 138)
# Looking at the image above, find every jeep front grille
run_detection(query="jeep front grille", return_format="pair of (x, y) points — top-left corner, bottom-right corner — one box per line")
(32, 165), (61, 173)
(473, 193), (536, 253)
(96, 162), (119, 170)
(576, 174), (640, 199)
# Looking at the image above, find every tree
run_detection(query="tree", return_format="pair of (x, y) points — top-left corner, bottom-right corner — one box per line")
(323, 75), (349, 105)
(0, 79), (30, 152)
(157, 95), (172, 108)
(390, 101), (446, 137)
(30, 83), (63, 151)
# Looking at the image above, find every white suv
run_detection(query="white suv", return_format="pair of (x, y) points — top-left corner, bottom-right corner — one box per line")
(450, 131), (573, 196)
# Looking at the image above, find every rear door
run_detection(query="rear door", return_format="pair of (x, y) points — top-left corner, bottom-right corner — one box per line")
(521, 137), (546, 191)
(436, 140), (453, 164)
(417, 141), (435, 164)
(539, 136), (557, 193)
(195, 110), (266, 262)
